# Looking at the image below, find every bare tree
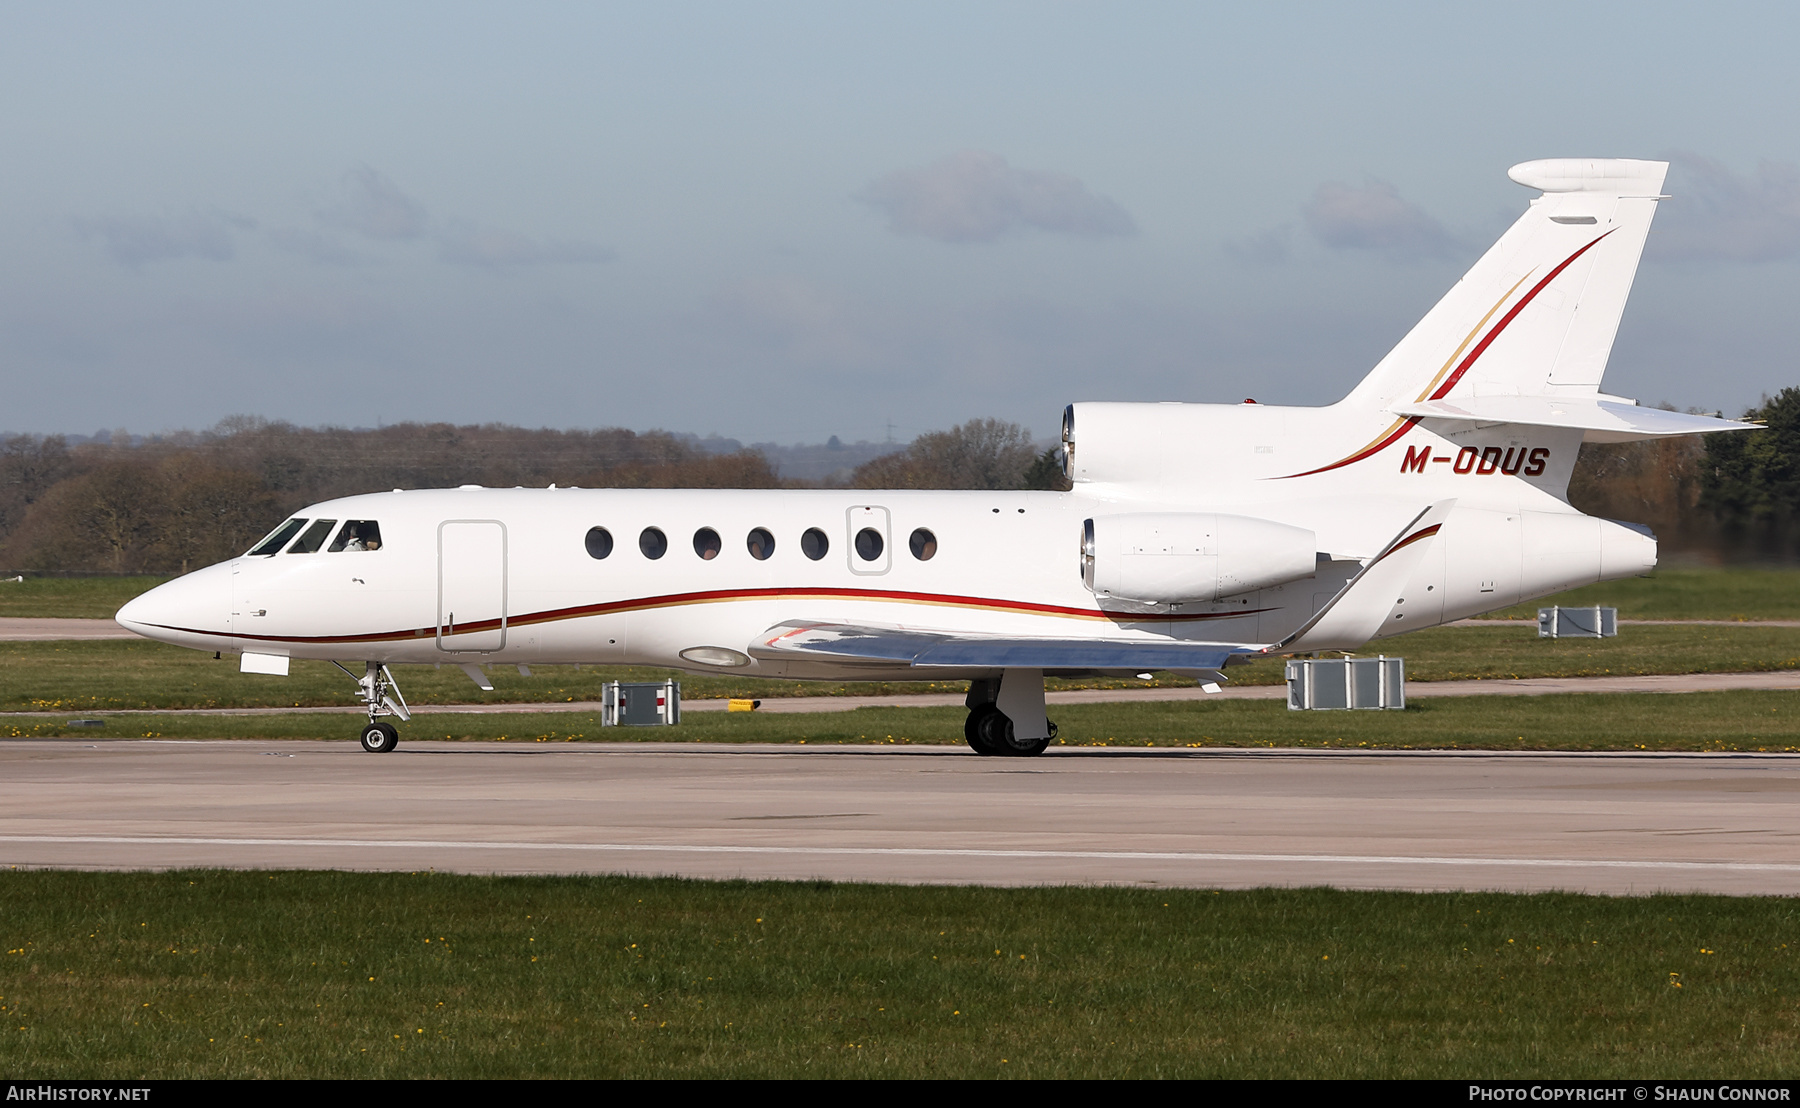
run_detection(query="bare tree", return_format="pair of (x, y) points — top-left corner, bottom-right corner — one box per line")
(851, 418), (1039, 490)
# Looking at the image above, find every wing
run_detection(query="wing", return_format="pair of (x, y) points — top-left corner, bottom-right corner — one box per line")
(749, 621), (1257, 674)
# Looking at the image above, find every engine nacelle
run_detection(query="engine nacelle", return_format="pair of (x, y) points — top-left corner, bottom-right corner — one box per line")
(1082, 513), (1318, 604)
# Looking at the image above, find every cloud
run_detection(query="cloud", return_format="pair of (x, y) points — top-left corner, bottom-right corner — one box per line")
(1303, 178), (1457, 260)
(74, 210), (253, 266)
(266, 228), (362, 266)
(436, 224), (615, 268)
(1651, 153), (1800, 263)
(1223, 223), (1295, 265)
(858, 150), (1136, 243)
(317, 165), (429, 241)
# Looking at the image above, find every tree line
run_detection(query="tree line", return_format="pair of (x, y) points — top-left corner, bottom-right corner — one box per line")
(2, 397), (1795, 575)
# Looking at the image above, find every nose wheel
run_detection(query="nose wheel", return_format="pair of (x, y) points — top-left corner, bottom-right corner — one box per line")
(335, 660), (411, 752)
(360, 721), (399, 753)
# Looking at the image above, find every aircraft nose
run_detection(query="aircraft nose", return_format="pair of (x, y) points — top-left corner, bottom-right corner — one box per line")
(115, 563), (234, 646)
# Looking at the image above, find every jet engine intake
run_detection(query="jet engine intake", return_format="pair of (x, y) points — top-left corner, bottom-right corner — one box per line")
(1082, 513), (1317, 604)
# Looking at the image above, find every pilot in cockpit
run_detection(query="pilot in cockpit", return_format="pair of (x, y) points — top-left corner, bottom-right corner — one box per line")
(334, 521), (383, 552)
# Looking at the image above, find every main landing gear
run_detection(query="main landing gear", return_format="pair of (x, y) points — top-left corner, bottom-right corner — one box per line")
(334, 661), (411, 753)
(964, 671), (1056, 757)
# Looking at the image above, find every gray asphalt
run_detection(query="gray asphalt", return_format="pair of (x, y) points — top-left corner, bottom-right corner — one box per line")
(0, 617), (139, 640)
(4, 739), (1798, 896)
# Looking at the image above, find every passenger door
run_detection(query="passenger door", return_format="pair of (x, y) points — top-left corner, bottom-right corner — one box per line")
(437, 520), (507, 652)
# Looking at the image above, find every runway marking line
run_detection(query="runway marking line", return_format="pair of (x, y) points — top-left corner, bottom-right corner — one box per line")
(3, 835), (1797, 873)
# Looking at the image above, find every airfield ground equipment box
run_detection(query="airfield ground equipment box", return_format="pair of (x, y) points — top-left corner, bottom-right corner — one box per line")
(601, 680), (681, 726)
(1537, 606), (1618, 638)
(1285, 656), (1405, 711)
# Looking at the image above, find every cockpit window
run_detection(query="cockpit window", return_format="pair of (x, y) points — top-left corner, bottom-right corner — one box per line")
(248, 518), (307, 556)
(328, 520), (383, 552)
(286, 519), (338, 554)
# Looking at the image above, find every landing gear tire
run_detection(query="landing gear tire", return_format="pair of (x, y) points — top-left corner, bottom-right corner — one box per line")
(965, 704), (1003, 755)
(359, 721), (399, 753)
(964, 705), (1052, 757)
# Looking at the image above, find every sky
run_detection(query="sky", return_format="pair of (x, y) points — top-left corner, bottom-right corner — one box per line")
(2, 1), (1797, 444)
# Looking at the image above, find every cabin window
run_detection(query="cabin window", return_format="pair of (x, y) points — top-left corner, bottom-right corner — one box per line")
(328, 520), (383, 552)
(855, 527), (884, 562)
(909, 528), (937, 561)
(248, 518), (307, 557)
(640, 527), (668, 560)
(584, 526), (613, 560)
(747, 527), (775, 560)
(801, 527), (829, 561)
(694, 527), (722, 560)
(286, 519), (338, 554)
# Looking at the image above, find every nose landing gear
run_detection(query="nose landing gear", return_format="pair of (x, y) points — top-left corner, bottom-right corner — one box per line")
(360, 720), (399, 753)
(335, 660), (411, 752)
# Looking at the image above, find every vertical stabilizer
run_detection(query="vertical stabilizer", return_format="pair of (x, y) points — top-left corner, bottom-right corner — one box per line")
(1343, 159), (1667, 412)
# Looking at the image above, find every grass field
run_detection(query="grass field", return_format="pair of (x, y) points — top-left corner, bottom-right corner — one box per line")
(6, 571), (1798, 1079)
(0, 577), (168, 620)
(10, 689), (1799, 752)
(2, 870), (1796, 1078)
(3, 622), (1798, 714)
(1489, 565), (1800, 621)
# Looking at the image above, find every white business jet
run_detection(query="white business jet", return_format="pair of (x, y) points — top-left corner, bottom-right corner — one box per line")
(117, 158), (1756, 755)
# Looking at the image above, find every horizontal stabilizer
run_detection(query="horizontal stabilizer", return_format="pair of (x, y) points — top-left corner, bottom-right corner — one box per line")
(1387, 395), (1758, 443)
(752, 621), (1254, 673)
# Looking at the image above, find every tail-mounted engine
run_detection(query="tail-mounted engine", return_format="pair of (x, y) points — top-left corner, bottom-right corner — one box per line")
(1082, 513), (1318, 604)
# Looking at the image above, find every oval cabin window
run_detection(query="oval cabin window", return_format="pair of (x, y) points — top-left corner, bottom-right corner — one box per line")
(855, 527), (884, 562)
(639, 527), (668, 560)
(801, 527), (829, 561)
(693, 527), (722, 560)
(747, 528), (775, 561)
(585, 527), (613, 560)
(909, 528), (937, 561)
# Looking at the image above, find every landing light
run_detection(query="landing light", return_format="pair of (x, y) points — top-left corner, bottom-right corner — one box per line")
(679, 646), (752, 668)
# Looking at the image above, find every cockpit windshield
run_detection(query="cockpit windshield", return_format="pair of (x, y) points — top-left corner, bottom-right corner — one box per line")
(328, 521), (383, 552)
(247, 518), (307, 556)
(247, 517), (385, 556)
(286, 519), (338, 554)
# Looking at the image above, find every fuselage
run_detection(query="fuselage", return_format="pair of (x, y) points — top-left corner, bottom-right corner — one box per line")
(115, 471), (1656, 680)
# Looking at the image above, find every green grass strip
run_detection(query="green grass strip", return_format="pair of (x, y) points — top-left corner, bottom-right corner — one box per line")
(1, 871), (1796, 1078)
(1486, 565), (1800, 621)
(7, 624), (1800, 713)
(0, 577), (168, 620)
(12, 689), (1800, 752)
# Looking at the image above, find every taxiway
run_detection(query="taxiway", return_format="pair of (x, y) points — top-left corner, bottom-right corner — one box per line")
(3, 739), (1796, 896)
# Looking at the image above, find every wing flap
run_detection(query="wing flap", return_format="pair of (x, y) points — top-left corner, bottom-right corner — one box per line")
(751, 621), (1250, 672)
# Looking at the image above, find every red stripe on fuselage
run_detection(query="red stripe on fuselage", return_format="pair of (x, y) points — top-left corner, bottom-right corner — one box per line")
(1377, 523), (1441, 561)
(1274, 417), (1422, 479)
(137, 586), (1279, 646)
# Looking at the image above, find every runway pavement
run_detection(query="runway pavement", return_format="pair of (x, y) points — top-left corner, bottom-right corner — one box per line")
(0, 617), (138, 640)
(3, 738), (1798, 896)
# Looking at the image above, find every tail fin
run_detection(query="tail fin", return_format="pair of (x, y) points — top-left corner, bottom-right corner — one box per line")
(1344, 159), (1668, 412)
